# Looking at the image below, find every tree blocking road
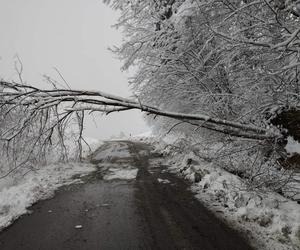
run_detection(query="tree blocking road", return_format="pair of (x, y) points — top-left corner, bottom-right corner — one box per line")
(0, 141), (253, 250)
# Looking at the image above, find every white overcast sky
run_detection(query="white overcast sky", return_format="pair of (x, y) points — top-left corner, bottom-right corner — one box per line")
(0, 0), (148, 139)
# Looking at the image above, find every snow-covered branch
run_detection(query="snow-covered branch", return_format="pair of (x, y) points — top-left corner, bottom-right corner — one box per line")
(0, 81), (279, 141)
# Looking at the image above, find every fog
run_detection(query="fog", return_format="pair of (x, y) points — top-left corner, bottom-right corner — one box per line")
(0, 0), (148, 139)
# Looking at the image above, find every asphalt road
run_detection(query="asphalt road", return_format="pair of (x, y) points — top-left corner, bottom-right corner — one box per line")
(0, 141), (253, 250)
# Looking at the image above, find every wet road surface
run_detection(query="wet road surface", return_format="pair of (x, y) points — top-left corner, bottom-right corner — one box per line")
(0, 141), (253, 250)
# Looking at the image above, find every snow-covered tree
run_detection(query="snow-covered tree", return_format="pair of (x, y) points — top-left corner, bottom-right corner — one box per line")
(103, 0), (300, 193)
(107, 0), (300, 141)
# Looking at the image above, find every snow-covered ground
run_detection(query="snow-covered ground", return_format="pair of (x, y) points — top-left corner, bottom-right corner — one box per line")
(0, 162), (96, 231)
(134, 133), (300, 250)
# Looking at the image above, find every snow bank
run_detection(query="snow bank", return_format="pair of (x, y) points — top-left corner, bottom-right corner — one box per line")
(142, 136), (300, 250)
(190, 163), (300, 249)
(0, 162), (95, 231)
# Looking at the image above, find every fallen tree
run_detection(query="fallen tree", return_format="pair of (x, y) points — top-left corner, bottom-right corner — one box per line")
(0, 81), (279, 141)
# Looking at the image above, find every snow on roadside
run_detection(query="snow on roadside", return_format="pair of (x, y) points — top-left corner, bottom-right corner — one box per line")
(0, 162), (95, 231)
(135, 134), (300, 250)
(188, 161), (300, 250)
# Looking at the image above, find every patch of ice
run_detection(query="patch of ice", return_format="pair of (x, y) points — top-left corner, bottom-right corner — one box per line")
(103, 168), (138, 181)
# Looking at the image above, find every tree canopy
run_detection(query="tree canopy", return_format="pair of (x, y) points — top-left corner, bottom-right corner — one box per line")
(107, 0), (300, 139)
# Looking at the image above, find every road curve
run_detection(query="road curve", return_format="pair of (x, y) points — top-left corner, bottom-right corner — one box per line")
(0, 141), (253, 250)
